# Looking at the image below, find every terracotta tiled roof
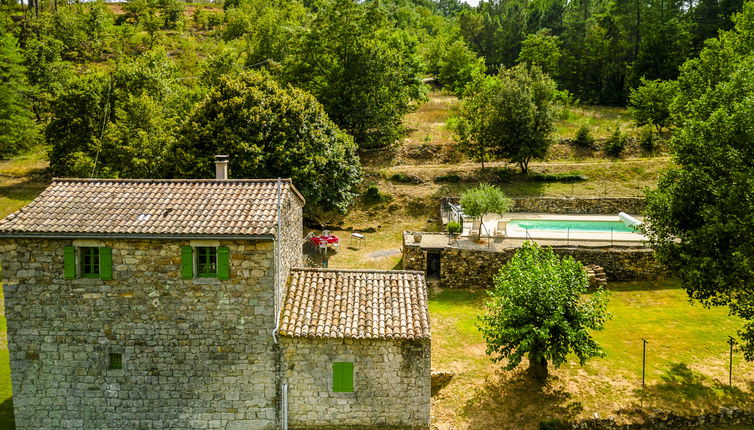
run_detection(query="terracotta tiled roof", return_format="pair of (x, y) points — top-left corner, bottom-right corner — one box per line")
(280, 268), (431, 340)
(0, 178), (304, 237)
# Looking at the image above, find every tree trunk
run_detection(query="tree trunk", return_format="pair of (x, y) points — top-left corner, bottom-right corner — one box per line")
(527, 351), (548, 382)
(477, 213), (484, 241)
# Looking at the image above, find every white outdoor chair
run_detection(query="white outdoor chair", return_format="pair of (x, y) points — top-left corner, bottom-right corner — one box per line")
(322, 229), (331, 237)
(469, 219), (481, 237)
(495, 220), (508, 238)
(318, 242), (328, 255)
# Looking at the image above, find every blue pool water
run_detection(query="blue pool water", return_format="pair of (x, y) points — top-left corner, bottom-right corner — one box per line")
(508, 219), (635, 233)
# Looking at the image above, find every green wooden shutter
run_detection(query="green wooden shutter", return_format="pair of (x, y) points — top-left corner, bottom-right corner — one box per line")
(63, 246), (76, 280)
(333, 362), (354, 392)
(181, 246), (193, 279)
(217, 246), (230, 280)
(99, 247), (112, 280)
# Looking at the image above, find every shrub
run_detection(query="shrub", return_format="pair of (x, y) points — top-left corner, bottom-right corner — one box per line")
(434, 174), (462, 184)
(572, 124), (594, 148)
(639, 127), (655, 152)
(528, 172), (587, 183)
(362, 185), (392, 205)
(446, 221), (462, 234)
(539, 418), (567, 430)
(603, 128), (626, 157)
(389, 173), (422, 184)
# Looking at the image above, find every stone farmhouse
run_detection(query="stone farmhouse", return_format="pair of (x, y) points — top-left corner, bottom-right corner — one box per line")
(0, 159), (431, 430)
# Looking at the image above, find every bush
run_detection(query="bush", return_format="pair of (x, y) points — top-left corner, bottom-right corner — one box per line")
(539, 418), (567, 430)
(362, 185), (392, 205)
(639, 127), (655, 152)
(572, 124), (594, 148)
(528, 172), (587, 183)
(434, 174), (462, 184)
(446, 221), (462, 234)
(389, 173), (423, 184)
(603, 128), (626, 157)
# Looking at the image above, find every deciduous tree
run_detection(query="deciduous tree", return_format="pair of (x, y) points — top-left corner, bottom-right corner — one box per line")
(172, 72), (362, 212)
(459, 184), (512, 239)
(478, 242), (610, 381)
(644, 3), (754, 357)
(285, 0), (426, 150)
(628, 78), (677, 133)
(457, 64), (557, 173)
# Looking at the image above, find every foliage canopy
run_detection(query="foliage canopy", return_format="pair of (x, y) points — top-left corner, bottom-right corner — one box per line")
(644, 3), (754, 357)
(457, 64), (557, 173)
(172, 72), (362, 212)
(478, 242), (610, 380)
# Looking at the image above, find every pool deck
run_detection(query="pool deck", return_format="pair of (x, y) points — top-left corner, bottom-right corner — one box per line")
(464, 212), (646, 243)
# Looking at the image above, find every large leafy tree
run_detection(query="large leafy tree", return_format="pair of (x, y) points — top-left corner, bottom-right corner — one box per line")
(517, 28), (562, 78)
(172, 71), (362, 212)
(436, 40), (485, 97)
(285, 0), (427, 150)
(457, 64), (557, 173)
(644, 4), (754, 356)
(0, 33), (39, 159)
(628, 77), (678, 133)
(478, 242), (610, 381)
(46, 49), (184, 177)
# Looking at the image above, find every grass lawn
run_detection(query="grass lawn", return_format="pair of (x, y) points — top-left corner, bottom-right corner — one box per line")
(430, 281), (754, 429)
(0, 146), (50, 219)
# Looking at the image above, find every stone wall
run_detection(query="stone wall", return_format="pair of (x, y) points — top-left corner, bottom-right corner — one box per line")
(0, 238), (279, 430)
(403, 241), (668, 289)
(281, 337), (431, 430)
(442, 196), (646, 216)
(280, 194), (304, 311)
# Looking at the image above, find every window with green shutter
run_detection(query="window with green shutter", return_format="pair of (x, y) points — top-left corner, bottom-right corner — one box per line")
(80, 247), (100, 278)
(332, 362), (354, 392)
(196, 247), (217, 277)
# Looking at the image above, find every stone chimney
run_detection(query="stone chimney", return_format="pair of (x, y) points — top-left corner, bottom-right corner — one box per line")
(215, 155), (229, 180)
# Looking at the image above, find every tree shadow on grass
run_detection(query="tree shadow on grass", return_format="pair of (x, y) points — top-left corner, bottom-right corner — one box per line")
(462, 368), (583, 430)
(0, 174), (49, 203)
(603, 279), (684, 293)
(0, 397), (15, 430)
(630, 363), (754, 415)
(428, 289), (486, 307)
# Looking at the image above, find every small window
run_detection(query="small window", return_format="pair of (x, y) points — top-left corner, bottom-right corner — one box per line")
(332, 362), (354, 392)
(80, 247), (100, 278)
(196, 247), (218, 277)
(108, 352), (122, 370)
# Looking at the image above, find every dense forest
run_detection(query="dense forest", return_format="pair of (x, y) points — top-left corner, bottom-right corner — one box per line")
(0, 0), (747, 211)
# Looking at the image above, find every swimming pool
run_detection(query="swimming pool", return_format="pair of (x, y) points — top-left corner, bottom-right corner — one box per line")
(508, 219), (635, 233)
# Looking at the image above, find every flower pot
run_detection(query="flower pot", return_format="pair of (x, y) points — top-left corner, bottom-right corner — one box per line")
(413, 232), (423, 243)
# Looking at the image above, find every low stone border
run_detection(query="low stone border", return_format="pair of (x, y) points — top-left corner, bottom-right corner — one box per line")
(569, 407), (754, 429)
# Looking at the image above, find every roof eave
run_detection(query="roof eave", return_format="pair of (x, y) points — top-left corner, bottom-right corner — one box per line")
(0, 232), (275, 241)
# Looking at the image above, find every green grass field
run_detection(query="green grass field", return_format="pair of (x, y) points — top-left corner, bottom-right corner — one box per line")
(430, 282), (754, 429)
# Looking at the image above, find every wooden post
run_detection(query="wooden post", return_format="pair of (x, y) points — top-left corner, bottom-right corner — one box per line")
(642, 338), (648, 388)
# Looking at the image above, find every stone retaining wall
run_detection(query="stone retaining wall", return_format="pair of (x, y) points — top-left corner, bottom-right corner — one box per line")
(403, 240), (667, 289)
(442, 196), (646, 216)
(281, 337), (431, 429)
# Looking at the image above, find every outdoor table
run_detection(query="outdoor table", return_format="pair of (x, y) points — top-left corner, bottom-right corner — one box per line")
(310, 235), (339, 247)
